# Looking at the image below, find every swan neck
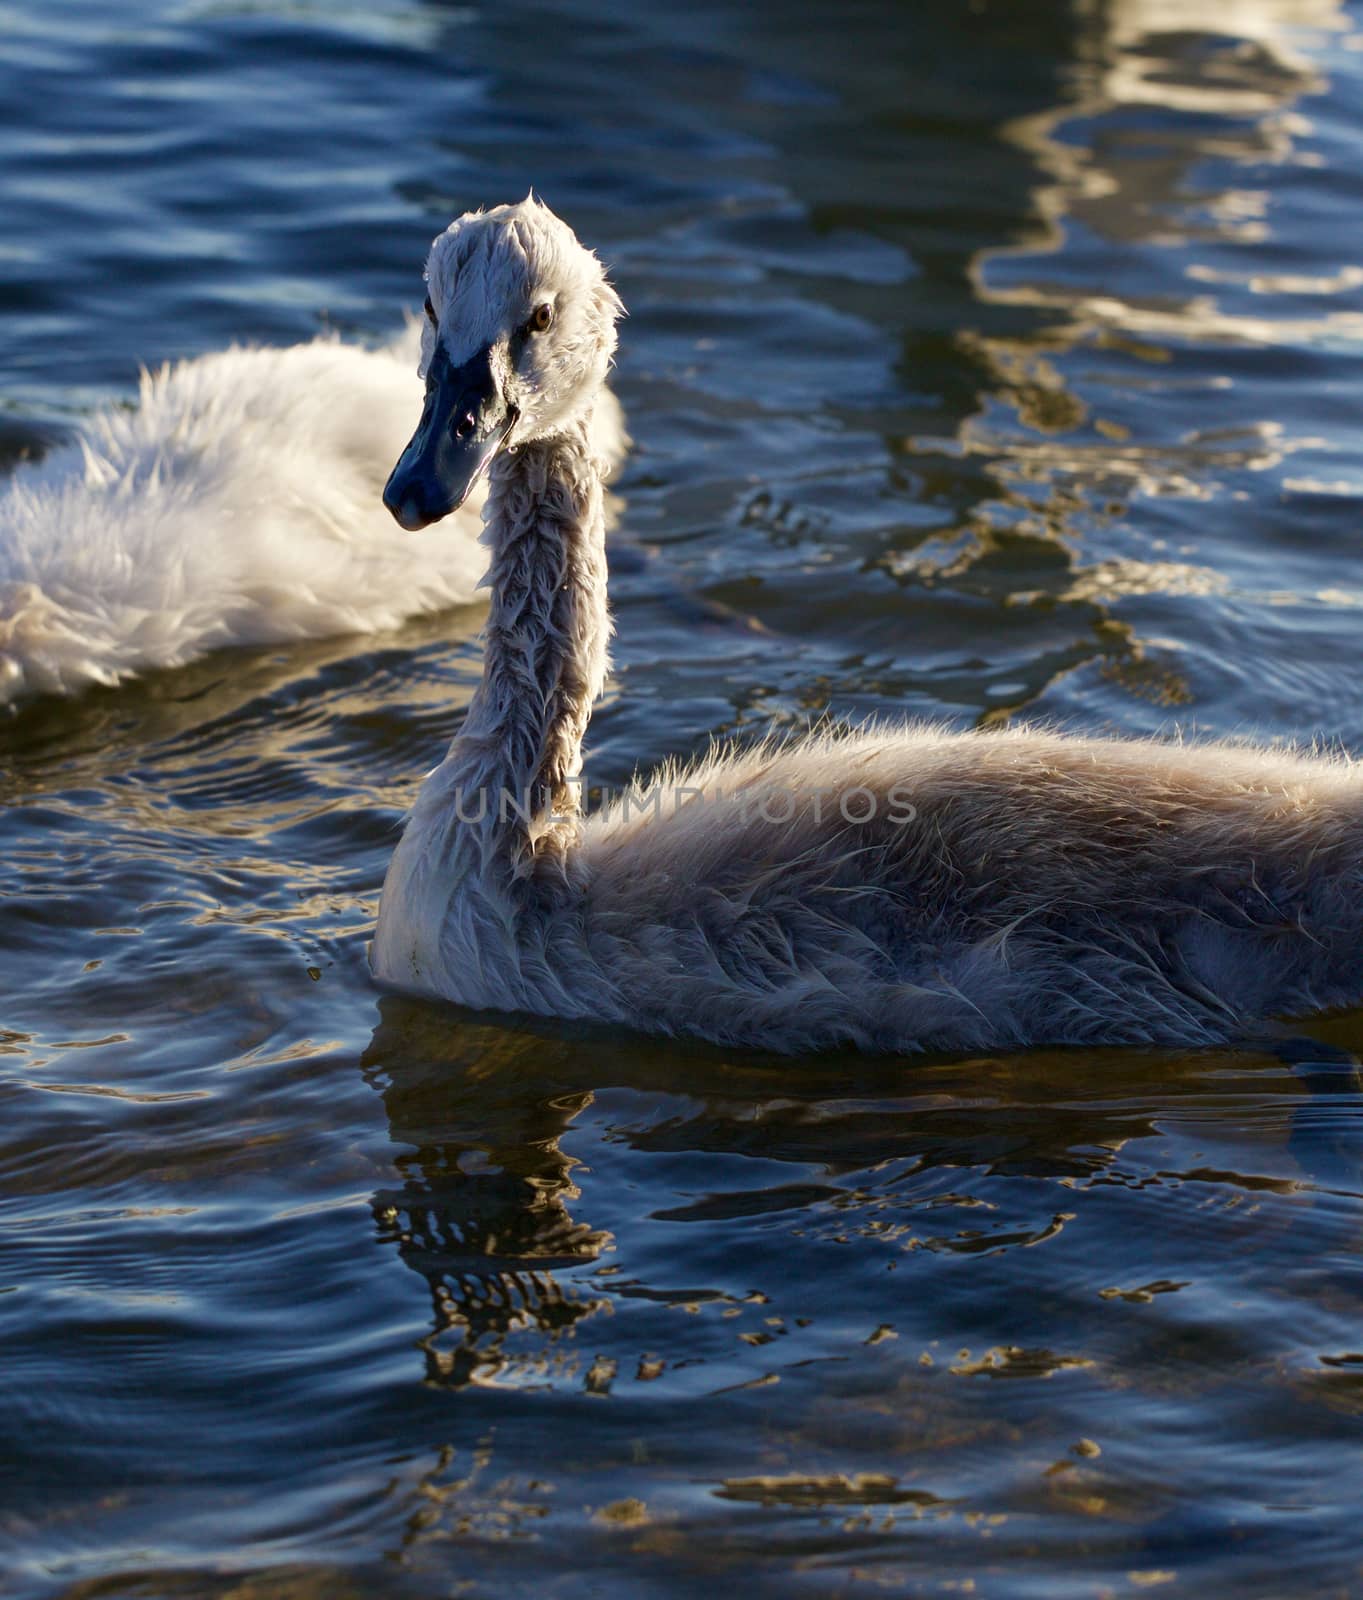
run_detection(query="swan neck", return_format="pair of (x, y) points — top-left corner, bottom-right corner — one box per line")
(453, 412), (610, 867)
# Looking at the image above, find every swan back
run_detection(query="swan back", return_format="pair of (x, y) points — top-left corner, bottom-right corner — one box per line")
(566, 724), (1363, 1051)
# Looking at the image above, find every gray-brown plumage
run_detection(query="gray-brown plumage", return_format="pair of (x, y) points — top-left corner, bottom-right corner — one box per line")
(372, 198), (1363, 1054)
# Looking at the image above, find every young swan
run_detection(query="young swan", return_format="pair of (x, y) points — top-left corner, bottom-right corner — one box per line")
(372, 197), (1363, 1055)
(0, 331), (490, 704)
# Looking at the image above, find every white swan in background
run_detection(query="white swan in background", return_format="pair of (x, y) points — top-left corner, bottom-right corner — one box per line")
(0, 322), (626, 704)
(372, 198), (1363, 1055)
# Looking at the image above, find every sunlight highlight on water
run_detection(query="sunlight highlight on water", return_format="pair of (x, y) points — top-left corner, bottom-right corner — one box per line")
(3, 1), (1363, 1596)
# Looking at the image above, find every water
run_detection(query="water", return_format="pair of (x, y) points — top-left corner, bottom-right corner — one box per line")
(4, 0), (1363, 1594)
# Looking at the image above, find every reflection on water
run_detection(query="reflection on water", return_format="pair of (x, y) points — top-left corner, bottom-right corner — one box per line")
(5, 0), (1363, 1596)
(359, 998), (1363, 1596)
(942, 0), (1360, 726)
(364, 1006), (611, 1390)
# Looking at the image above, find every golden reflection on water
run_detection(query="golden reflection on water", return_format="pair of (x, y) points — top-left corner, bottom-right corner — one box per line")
(908, 0), (1358, 723)
(359, 992), (1363, 1587)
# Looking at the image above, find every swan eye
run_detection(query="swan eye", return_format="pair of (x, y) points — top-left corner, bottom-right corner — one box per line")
(423, 295), (437, 327)
(529, 302), (554, 334)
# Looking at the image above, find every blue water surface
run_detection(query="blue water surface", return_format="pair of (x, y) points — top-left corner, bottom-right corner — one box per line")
(3, 2), (1363, 1596)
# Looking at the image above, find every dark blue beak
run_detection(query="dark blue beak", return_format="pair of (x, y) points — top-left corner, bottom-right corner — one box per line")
(383, 345), (518, 531)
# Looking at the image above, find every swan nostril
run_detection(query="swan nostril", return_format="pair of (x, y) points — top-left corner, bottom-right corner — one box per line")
(392, 492), (430, 532)
(383, 471), (431, 531)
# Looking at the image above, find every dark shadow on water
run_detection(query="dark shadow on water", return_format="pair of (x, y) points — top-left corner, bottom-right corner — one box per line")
(361, 992), (1363, 1392)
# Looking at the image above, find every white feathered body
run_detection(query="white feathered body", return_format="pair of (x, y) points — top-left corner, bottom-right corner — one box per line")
(0, 326), (625, 703)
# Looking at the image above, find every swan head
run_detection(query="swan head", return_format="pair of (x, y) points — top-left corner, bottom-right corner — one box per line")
(383, 196), (623, 532)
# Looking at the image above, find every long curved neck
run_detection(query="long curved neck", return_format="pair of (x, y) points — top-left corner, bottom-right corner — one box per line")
(448, 412), (611, 872)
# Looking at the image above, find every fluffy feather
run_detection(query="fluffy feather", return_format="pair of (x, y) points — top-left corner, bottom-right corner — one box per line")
(0, 322), (626, 703)
(373, 200), (1363, 1055)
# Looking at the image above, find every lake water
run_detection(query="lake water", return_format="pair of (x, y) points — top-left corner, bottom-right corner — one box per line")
(4, 1), (1363, 1595)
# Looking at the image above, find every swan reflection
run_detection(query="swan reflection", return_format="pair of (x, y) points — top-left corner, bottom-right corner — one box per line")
(362, 997), (612, 1389)
(362, 994), (1360, 1407)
